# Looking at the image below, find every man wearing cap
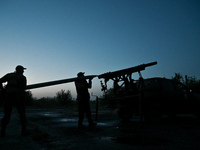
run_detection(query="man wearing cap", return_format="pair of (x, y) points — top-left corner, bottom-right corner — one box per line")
(75, 72), (97, 128)
(0, 65), (28, 137)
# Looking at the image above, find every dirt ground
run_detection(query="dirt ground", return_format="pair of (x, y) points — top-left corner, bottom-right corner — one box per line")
(0, 105), (200, 150)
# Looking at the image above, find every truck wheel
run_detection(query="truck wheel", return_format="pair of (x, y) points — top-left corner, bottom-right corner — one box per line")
(145, 103), (162, 123)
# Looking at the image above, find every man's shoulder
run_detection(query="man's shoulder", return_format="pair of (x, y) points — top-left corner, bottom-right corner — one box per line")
(0, 72), (14, 81)
(7, 72), (26, 79)
(4, 72), (15, 77)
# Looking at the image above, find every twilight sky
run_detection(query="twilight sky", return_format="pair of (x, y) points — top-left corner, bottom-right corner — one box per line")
(0, 0), (200, 99)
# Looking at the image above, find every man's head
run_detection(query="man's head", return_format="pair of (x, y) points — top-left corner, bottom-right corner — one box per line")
(77, 72), (85, 77)
(15, 65), (26, 74)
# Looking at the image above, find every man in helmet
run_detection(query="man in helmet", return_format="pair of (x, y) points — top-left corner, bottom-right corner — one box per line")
(0, 65), (28, 137)
(75, 72), (97, 128)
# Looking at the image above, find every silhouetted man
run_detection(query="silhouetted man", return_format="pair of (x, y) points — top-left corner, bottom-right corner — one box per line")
(75, 72), (97, 128)
(0, 65), (28, 137)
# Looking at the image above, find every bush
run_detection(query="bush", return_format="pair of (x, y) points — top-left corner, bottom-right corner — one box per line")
(32, 97), (57, 107)
(55, 89), (73, 105)
(31, 89), (74, 107)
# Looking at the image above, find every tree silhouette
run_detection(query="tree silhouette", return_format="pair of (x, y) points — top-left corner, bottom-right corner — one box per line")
(172, 73), (200, 93)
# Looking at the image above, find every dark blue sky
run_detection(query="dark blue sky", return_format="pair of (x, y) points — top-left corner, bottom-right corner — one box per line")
(0, 0), (199, 98)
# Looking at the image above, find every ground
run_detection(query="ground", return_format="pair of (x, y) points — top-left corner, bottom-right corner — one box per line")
(0, 104), (200, 150)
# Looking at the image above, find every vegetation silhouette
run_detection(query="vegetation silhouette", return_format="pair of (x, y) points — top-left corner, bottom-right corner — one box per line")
(21, 89), (74, 108)
(172, 73), (200, 94)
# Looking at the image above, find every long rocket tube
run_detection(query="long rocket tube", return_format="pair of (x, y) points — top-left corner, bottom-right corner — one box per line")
(26, 75), (97, 90)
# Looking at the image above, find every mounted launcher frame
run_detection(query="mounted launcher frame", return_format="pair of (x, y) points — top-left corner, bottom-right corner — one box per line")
(98, 61), (157, 96)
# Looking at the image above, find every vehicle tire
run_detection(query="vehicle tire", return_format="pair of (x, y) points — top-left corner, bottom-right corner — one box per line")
(118, 107), (133, 121)
(145, 103), (162, 123)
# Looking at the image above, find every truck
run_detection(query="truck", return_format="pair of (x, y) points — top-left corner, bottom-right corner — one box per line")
(98, 62), (200, 122)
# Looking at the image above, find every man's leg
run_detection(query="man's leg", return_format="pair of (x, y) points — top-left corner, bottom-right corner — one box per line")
(85, 103), (97, 127)
(1, 103), (12, 137)
(16, 103), (28, 136)
(78, 102), (85, 128)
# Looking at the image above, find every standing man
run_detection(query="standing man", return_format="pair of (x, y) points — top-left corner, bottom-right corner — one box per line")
(75, 72), (97, 128)
(0, 65), (28, 137)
